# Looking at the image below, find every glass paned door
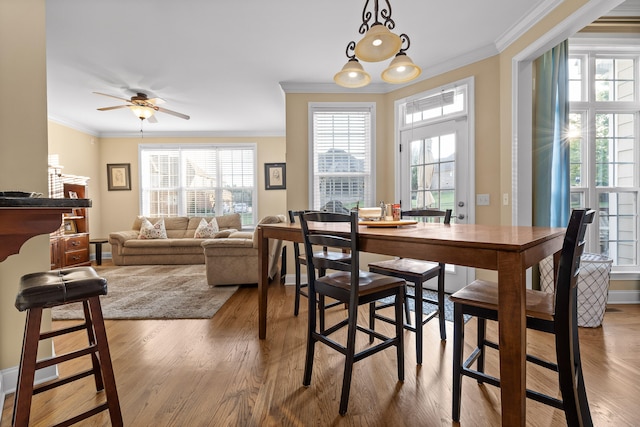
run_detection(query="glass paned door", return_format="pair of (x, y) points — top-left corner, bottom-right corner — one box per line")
(399, 118), (471, 292)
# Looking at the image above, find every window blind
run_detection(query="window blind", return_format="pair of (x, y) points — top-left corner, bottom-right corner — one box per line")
(311, 106), (374, 211)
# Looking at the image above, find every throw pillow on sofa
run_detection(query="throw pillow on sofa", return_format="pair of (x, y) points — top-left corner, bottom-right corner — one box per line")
(194, 217), (219, 238)
(138, 217), (168, 239)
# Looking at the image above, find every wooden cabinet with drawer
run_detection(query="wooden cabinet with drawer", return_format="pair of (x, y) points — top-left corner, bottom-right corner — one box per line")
(62, 233), (90, 266)
(49, 169), (92, 269)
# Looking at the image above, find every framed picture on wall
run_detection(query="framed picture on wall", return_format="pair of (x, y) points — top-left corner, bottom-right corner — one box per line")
(107, 163), (131, 191)
(265, 163), (286, 190)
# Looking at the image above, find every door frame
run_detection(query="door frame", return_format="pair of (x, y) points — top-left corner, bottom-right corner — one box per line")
(393, 77), (475, 223)
(393, 77), (476, 292)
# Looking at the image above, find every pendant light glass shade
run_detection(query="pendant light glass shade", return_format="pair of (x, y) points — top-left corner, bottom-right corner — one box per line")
(355, 24), (402, 62)
(334, 59), (372, 88)
(381, 53), (422, 84)
(130, 105), (155, 120)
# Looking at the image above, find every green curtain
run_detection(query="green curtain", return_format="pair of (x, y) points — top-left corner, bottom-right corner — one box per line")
(533, 40), (570, 228)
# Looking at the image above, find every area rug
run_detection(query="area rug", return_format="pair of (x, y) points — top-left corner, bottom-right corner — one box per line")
(381, 288), (470, 323)
(51, 265), (238, 320)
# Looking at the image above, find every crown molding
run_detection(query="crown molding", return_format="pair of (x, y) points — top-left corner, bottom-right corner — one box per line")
(48, 116), (99, 136)
(495, 0), (564, 52)
(98, 130), (285, 139)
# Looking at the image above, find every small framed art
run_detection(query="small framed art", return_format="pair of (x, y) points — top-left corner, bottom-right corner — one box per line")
(63, 219), (77, 234)
(107, 163), (131, 191)
(265, 163), (286, 190)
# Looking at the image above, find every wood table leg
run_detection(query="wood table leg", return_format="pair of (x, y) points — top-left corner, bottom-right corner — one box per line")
(497, 251), (527, 426)
(258, 227), (269, 339)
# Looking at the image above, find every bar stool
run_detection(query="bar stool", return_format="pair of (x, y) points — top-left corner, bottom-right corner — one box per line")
(13, 266), (123, 427)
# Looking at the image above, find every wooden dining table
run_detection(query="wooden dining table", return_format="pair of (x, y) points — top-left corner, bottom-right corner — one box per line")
(257, 220), (565, 426)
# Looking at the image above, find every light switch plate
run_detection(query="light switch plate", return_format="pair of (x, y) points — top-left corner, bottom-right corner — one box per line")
(476, 194), (490, 206)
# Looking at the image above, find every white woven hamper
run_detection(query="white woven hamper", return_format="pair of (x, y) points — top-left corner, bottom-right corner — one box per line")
(539, 253), (612, 328)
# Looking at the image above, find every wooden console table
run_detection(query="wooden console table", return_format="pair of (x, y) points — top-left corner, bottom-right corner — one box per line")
(0, 196), (92, 262)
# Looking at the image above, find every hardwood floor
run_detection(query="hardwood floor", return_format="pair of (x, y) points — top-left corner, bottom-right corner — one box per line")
(2, 268), (639, 426)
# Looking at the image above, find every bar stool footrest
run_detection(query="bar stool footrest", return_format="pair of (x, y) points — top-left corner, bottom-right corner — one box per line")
(52, 402), (110, 427)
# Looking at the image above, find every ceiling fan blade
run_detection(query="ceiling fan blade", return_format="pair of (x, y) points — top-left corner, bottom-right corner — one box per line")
(93, 92), (131, 103)
(156, 106), (190, 120)
(147, 115), (158, 123)
(146, 97), (166, 105)
(97, 105), (129, 111)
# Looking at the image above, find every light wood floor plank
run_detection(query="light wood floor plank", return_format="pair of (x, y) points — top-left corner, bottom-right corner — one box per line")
(2, 270), (639, 426)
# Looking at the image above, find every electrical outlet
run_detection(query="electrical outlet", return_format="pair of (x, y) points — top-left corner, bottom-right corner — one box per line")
(476, 194), (490, 206)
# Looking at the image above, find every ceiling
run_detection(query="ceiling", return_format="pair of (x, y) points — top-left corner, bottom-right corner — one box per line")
(45, 0), (632, 138)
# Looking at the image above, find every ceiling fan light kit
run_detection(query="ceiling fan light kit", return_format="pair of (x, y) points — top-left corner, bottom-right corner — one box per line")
(129, 105), (155, 120)
(336, 0), (421, 88)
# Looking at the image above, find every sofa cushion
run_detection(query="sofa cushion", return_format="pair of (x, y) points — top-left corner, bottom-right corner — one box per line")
(194, 218), (219, 238)
(213, 229), (238, 238)
(138, 218), (168, 239)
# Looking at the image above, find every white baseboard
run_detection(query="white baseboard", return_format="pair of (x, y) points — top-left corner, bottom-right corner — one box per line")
(0, 363), (59, 418)
(607, 289), (640, 304)
(0, 345), (59, 423)
(283, 273), (298, 286)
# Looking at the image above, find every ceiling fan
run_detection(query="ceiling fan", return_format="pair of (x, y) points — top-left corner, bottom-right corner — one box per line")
(94, 92), (190, 122)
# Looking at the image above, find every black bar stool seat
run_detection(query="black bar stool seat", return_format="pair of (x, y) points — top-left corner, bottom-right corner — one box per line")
(16, 267), (108, 310)
(13, 266), (123, 427)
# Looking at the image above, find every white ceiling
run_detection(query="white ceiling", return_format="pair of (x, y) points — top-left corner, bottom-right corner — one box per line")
(45, 0), (632, 137)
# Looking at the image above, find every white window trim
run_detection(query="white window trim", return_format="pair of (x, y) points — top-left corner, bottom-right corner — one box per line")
(307, 102), (376, 210)
(138, 143), (258, 224)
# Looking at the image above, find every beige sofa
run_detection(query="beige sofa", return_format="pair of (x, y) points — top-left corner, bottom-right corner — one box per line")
(108, 214), (242, 265)
(201, 215), (286, 286)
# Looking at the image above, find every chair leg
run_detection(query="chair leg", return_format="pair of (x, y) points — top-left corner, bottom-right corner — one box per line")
(319, 295), (326, 332)
(403, 283), (411, 325)
(368, 301), (375, 344)
(476, 317), (486, 380)
(414, 280), (424, 365)
(339, 299), (359, 416)
(87, 296), (123, 426)
(303, 290), (317, 387)
(12, 308), (43, 427)
(437, 265), (447, 340)
(395, 289), (405, 382)
(556, 302), (593, 427)
(452, 302), (464, 422)
(82, 300), (105, 392)
(294, 260), (302, 316)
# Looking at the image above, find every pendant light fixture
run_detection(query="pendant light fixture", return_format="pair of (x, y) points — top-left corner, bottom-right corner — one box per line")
(334, 41), (372, 88)
(381, 34), (422, 84)
(335, 0), (421, 88)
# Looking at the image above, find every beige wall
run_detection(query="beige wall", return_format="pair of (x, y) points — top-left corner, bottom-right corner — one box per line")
(97, 136), (286, 235)
(286, 93), (389, 211)
(0, 0), (51, 370)
(48, 122), (103, 237)
(385, 57), (502, 226)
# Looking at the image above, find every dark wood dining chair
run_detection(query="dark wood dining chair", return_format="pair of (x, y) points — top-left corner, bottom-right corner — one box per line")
(451, 208), (595, 426)
(368, 208), (452, 364)
(299, 211), (406, 415)
(288, 210), (350, 330)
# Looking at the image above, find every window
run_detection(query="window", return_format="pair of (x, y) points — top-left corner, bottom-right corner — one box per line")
(139, 144), (256, 226)
(309, 103), (375, 212)
(568, 43), (639, 271)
